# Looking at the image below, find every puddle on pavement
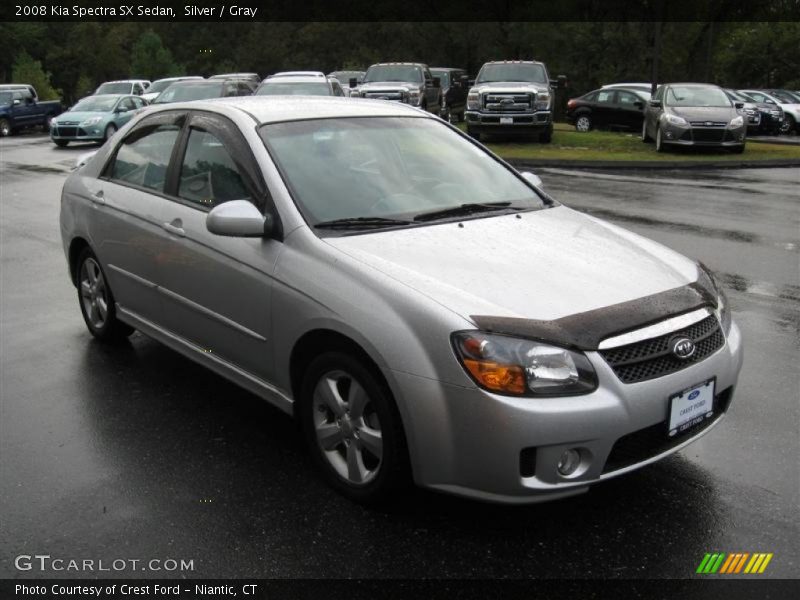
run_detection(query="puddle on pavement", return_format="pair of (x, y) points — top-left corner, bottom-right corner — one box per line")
(720, 272), (800, 303)
(3, 162), (67, 174)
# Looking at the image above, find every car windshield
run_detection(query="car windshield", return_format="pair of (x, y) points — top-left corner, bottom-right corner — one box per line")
(259, 117), (546, 228)
(665, 86), (732, 107)
(256, 82), (331, 96)
(330, 71), (362, 82)
(96, 82), (131, 94)
(364, 65), (422, 83)
(154, 83), (222, 103)
(72, 96), (118, 112)
(148, 79), (190, 94)
(725, 90), (749, 102)
(430, 71), (450, 87)
(476, 64), (547, 84)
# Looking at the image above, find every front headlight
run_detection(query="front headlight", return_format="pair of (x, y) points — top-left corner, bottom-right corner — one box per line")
(729, 115), (744, 128)
(350, 90), (361, 98)
(699, 264), (732, 335)
(408, 89), (421, 106)
(81, 116), (103, 126)
(535, 91), (551, 110)
(452, 332), (598, 397)
(467, 90), (480, 110)
(665, 114), (688, 126)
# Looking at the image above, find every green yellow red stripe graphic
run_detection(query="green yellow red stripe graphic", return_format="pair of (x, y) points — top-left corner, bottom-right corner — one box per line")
(696, 552), (773, 574)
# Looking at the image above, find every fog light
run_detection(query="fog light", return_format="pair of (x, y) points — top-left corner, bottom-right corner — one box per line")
(557, 448), (581, 476)
(665, 130), (674, 139)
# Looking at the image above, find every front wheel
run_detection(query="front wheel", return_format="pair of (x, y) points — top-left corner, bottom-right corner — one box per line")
(0, 118), (11, 137)
(781, 114), (796, 135)
(731, 144), (746, 154)
(76, 248), (134, 341)
(575, 114), (592, 132)
(655, 126), (666, 152)
(539, 126), (553, 143)
(299, 351), (409, 504)
(103, 123), (117, 142)
(641, 119), (651, 142)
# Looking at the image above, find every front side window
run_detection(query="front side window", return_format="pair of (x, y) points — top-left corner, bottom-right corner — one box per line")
(73, 96), (119, 112)
(109, 121), (181, 192)
(617, 92), (640, 105)
(178, 129), (251, 209)
(260, 117), (546, 227)
(596, 90), (615, 104)
(431, 71), (450, 87)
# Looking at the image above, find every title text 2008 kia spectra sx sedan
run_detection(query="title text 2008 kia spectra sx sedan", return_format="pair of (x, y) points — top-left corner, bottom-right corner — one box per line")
(60, 96), (743, 504)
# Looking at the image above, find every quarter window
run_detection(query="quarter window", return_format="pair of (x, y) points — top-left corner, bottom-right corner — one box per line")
(617, 92), (639, 105)
(109, 123), (181, 192)
(178, 128), (251, 209)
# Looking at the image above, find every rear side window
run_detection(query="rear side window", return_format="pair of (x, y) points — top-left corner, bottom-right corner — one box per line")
(617, 92), (640, 105)
(177, 129), (250, 209)
(597, 90), (615, 104)
(109, 123), (181, 192)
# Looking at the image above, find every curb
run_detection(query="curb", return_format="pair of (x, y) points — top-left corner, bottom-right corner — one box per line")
(506, 158), (800, 170)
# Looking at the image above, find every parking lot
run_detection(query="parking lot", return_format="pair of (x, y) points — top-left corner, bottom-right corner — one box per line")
(1, 132), (798, 578)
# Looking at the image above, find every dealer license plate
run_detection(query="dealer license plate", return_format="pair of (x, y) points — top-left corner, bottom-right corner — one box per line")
(668, 379), (715, 437)
(500, 117), (513, 124)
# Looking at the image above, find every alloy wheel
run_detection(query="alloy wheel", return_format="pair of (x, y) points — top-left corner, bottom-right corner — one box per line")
(79, 257), (109, 329)
(0, 119), (10, 137)
(576, 116), (591, 132)
(312, 370), (383, 486)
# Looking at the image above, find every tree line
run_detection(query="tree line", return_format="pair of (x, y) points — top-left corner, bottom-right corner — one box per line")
(1, 22), (798, 103)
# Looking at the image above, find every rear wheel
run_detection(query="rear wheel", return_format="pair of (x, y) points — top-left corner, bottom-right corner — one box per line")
(575, 114), (592, 132)
(76, 247), (134, 341)
(781, 114), (796, 135)
(0, 118), (11, 137)
(299, 351), (409, 504)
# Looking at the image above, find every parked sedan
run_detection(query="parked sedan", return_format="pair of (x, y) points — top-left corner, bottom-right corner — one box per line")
(59, 96), (742, 505)
(94, 80), (149, 96)
(724, 89), (782, 135)
(643, 83), (746, 152)
(50, 94), (145, 146)
(739, 89), (800, 134)
(255, 73), (345, 96)
(152, 79), (255, 104)
(567, 87), (649, 132)
(142, 76), (204, 103)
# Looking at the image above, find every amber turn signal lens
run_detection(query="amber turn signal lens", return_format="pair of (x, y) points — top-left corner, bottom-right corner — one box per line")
(462, 359), (526, 395)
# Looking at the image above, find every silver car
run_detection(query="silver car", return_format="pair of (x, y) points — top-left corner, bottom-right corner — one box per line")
(59, 97), (744, 504)
(643, 83), (747, 153)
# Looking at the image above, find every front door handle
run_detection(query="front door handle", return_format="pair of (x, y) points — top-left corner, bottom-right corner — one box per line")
(90, 190), (105, 205)
(162, 219), (185, 237)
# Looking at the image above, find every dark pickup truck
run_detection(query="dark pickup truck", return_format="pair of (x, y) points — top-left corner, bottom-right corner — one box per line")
(0, 85), (63, 137)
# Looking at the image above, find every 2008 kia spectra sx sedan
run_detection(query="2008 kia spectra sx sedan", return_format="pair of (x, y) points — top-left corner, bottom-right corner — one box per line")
(59, 97), (743, 504)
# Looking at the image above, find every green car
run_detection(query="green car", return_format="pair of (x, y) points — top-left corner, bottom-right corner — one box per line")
(50, 94), (146, 147)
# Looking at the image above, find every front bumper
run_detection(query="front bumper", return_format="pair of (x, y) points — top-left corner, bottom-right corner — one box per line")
(661, 122), (746, 147)
(466, 109), (552, 133)
(392, 321), (743, 504)
(51, 124), (105, 142)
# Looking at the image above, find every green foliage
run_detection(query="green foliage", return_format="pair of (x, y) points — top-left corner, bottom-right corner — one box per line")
(130, 29), (182, 80)
(11, 50), (61, 100)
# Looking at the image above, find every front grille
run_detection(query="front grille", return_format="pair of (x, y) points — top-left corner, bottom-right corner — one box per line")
(602, 386), (733, 473)
(55, 126), (79, 137)
(483, 93), (533, 112)
(689, 121), (725, 127)
(689, 128), (726, 142)
(600, 315), (724, 384)
(363, 91), (404, 101)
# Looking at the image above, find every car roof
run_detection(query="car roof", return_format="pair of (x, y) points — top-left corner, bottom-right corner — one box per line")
(209, 73), (259, 79)
(153, 76), (204, 82)
(98, 80), (140, 85)
(144, 96), (431, 124)
(482, 60), (544, 66)
(261, 76), (330, 84)
(430, 67), (465, 71)
(369, 62), (426, 67)
(268, 71), (325, 79)
(78, 94), (127, 101)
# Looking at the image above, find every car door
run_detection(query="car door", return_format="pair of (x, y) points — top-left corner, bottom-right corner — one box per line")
(423, 68), (437, 110)
(614, 90), (645, 130)
(451, 71), (467, 112)
(155, 111), (279, 381)
(11, 90), (35, 126)
(592, 89), (616, 128)
(113, 96), (137, 128)
(90, 110), (186, 322)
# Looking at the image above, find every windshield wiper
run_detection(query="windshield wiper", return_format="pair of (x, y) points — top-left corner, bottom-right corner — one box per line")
(412, 202), (523, 222)
(314, 216), (413, 230)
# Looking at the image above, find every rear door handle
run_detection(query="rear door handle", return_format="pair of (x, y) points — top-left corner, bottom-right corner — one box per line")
(162, 220), (185, 237)
(90, 190), (105, 205)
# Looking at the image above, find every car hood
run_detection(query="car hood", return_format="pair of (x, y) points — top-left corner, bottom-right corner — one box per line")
(325, 206), (700, 323)
(55, 111), (109, 122)
(472, 81), (547, 93)
(359, 81), (421, 90)
(668, 106), (736, 121)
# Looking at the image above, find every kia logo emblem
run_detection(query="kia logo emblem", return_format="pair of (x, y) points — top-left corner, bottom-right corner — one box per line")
(670, 337), (696, 360)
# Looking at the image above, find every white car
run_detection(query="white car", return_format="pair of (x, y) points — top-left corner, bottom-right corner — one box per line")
(740, 89), (800, 134)
(142, 77), (204, 103)
(59, 97), (743, 504)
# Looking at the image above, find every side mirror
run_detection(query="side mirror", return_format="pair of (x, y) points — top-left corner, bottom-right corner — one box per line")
(734, 101), (744, 109)
(550, 75), (568, 89)
(433, 77), (441, 88)
(460, 75), (469, 85)
(520, 171), (543, 189)
(206, 200), (271, 237)
(349, 78), (358, 88)
(634, 100), (644, 109)
(13, 99), (20, 105)
(649, 99), (662, 108)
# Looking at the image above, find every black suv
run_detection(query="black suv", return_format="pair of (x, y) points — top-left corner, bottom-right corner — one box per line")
(430, 68), (469, 123)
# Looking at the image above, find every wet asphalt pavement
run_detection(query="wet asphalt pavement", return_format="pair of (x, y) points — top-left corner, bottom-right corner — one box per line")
(1, 133), (798, 580)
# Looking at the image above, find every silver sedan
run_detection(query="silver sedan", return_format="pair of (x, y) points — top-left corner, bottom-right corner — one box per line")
(60, 96), (744, 504)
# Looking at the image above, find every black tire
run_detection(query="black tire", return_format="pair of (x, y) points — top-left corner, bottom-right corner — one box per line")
(641, 119), (651, 142)
(299, 351), (410, 504)
(539, 125), (553, 143)
(75, 247), (134, 341)
(467, 127), (481, 141)
(731, 144), (746, 154)
(655, 126), (666, 152)
(0, 118), (12, 137)
(104, 123), (117, 142)
(783, 114), (797, 135)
